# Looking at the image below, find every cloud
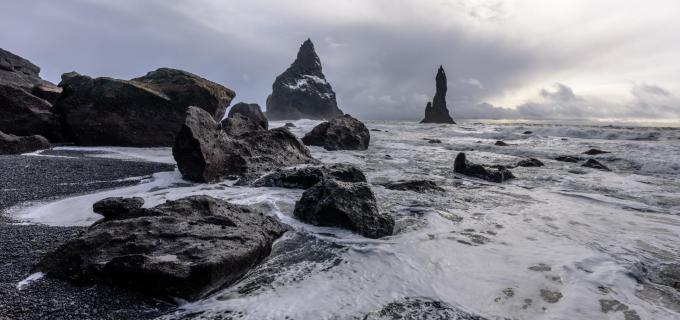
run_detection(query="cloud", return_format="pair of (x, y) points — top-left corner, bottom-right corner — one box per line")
(0, 0), (678, 121)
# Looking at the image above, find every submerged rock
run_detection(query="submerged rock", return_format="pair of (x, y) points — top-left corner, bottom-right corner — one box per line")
(555, 155), (583, 163)
(173, 107), (316, 183)
(294, 179), (394, 238)
(0, 48), (63, 141)
(454, 152), (515, 182)
(252, 163), (366, 189)
(362, 297), (487, 320)
(584, 148), (610, 155)
(421, 66), (455, 124)
(380, 180), (445, 193)
(423, 138), (442, 144)
(54, 68), (235, 146)
(266, 39), (343, 120)
(227, 102), (268, 130)
(302, 114), (370, 150)
(0, 130), (51, 155)
(494, 140), (509, 146)
(517, 158), (545, 167)
(582, 159), (610, 171)
(38, 196), (287, 301)
(647, 263), (680, 292)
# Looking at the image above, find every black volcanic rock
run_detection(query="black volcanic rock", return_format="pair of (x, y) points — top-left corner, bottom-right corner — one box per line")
(517, 158), (544, 167)
(495, 140), (509, 146)
(302, 114), (370, 150)
(38, 195), (287, 301)
(0, 130), (51, 155)
(221, 113), (267, 137)
(54, 68), (235, 147)
(173, 107), (317, 183)
(380, 180), (445, 193)
(582, 159), (610, 171)
(0, 48), (63, 141)
(227, 102), (268, 130)
(555, 155), (583, 163)
(294, 179), (394, 238)
(454, 152), (515, 182)
(583, 148), (610, 155)
(266, 39), (343, 120)
(421, 66), (455, 124)
(252, 164), (366, 189)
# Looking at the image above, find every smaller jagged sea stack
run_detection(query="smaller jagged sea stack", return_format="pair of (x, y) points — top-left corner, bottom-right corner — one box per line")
(54, 68), (235, 146)
(173, 107), (317, 183)
(38, 196), (286, 301)
(294, 178), (394, 239)
(221, 103), (268, 136)
(266, 39), (343, 120)
(302, 114), (370, 150)
(0, 48), (63, 141)
(0, 130), (51, 155)
(228, 102), (268, 130)
(421, 66), (455, 124)
(454, 152), (515, 182)
(253, 163), (366, 189)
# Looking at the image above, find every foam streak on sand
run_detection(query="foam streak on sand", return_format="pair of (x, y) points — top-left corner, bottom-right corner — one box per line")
(14, 120), (680, 319)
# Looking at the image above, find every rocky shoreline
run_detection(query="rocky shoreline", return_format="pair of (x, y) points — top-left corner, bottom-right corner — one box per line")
(0, 151), (175, 320)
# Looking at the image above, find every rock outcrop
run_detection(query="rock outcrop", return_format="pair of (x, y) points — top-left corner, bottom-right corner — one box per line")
(221, 113), (267, 137)
(454, 152), (515, 182)
(421, 66), (455, 124)
(0, 130), (51, 155)
(266, 39), (343, 120)
(380, 180), (445, 193)
(555, 155), (583, 163)
(252, 164), (366, 189)
(38, 196), (287, 301)
(294, 179), (394, 238)
(582, 159), (610, 171)
(0, 48), (63, 141)
(54, 68), (235, 147)
(583, 148), (610, 155)
(517, 158), (545, 167)
(227, 102), (268, 130)
(302, 114), (370, 150)
(173, 107), (317, 183)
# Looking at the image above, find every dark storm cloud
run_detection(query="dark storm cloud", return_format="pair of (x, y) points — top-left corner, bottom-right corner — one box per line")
(1, 0), (677, 121)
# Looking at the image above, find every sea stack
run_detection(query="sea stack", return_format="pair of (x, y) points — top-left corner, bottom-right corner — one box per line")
(421, 66), (455, 124)
(266, 39), (343, 120)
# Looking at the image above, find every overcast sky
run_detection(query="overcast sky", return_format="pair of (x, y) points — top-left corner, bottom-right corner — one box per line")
(2, 0), (679, 121)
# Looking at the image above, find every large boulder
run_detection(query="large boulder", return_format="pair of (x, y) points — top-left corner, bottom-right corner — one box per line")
(294, 179), (394, 238)
(220, 113), (267, 137)
(266, 39), (343, 120)
(0, 48), (63, 141)
(38, 195), (287, 301)
(173, 107), (317, 183)
(0, 130), (51, 155)
(454, 152), (515, 183)
(302, 114), (370, 150)
(421, 66), (455, 124)
(252, 163), (366, 189)
(53, 68), (235, 147)
(227, 102), (268, 130)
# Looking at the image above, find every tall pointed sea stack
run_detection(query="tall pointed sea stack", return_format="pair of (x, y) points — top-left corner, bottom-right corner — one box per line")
(421, 66), (455, 124)
(266, 39), (343, 120)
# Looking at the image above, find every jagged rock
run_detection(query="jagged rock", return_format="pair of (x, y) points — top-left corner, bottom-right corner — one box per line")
(220, 113), (266, 136)
(252, 164), (366, 189)
(522, 131), (533, 135)
(54, 68), (235, 146)
(555, 155), (583, 163)
(582, 159), (610, 171)
(0, 130), (51, 155)
(38, 195), (287, 301)
(92, 197), (146, 222)
(454, 152), (515, 182)
(517, 158), (544, 167)
(294, 179), (394, 238)
(227, 103), (268, 130)
(173, 107), (317, 183)
(495, 140), (509, 146)
(266, 39), (343, 120)
(0, 48), (63, 141)
(284, 122), (296, 128)
(584, 148), (610, 155)
(380, 180), (444, 193)
(421, 66), (455, 124)
(302, 114), (370, 150)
